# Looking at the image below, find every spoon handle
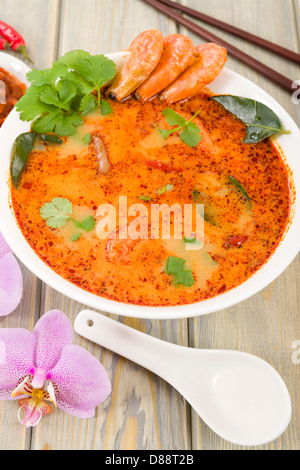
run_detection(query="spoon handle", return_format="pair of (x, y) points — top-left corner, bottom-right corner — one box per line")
(74, 309), (192, 385)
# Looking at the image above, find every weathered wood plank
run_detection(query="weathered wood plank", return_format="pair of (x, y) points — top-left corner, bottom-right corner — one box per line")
(30, 0), (191, 451)
(180, 0), (300, 450)
(0, 0), (61, 450)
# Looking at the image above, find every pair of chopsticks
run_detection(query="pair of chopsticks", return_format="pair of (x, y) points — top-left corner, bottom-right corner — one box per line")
(142, 0), (300, 93)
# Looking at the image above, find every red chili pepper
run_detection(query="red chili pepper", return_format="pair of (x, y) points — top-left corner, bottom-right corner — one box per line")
(0, 21), (32, 62)
(145, 160), (183, 173)
(0, 37), (7, 49)
(224, 235), (249, 249)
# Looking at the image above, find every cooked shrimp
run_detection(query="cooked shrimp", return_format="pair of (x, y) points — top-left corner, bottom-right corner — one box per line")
(134, 34), (194, 102)
(106, 237), (139, 264)
(90, 132), (110, 174)
(160, 43), (227, 104)
(107, 30), (164, 101)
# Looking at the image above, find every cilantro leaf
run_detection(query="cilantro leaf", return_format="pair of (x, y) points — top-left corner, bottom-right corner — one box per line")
(74, 55), (116, 88)
(26, 62), (69, 88)
(173, 270), (195, 287)
(166, 256), (185, 274)
(73, 215), (96, 232)
(155, 125), (174, 140)
(162, 108), (187, 126)
(156, 184), (174, 195)
(157, 108), (202, 148)
(180, 122), (202, 147)
(40, 197), (73, 228)
(15, 86), (56, 121)
(72, 232), (82, 242)
(165, 256), (195, 287)
(82, 133), (92, 145)
(39, 80), (77, 112)
(40, 197), (96, 232)
(32, 110), (83, 136)
(100, 99), (113, 116)
(57, 49), (91, 68)
(16, 50), (117, 138)
(80, 94), (97, 115)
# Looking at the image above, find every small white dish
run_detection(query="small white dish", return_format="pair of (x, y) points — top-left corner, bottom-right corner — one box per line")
(0, 52), (299, 319)
(0, 51), (31, 85)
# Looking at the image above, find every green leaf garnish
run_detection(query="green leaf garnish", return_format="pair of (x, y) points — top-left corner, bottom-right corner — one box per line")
(183, 236), (197, 243)
(156, 184), (174, 195)
(100, 99), (113, 116)
(40, 197), (96, 232)
(82, 133), (92, 145)
(15, 50), (117, 136)
(212, 95), (290, 143)
(193, 189), (217, 226)
(40, 197), (73, 228)
(39, 133), (63, 144)
(79, 95), (97, 116)
(73, 215), (96, 232)
(157, 108), (202, 147)
(139, 195), (152, 201)
(72, 232), (82, 242)
(228, 175), (252, 206)
(11, 132), (36, 189)
(162, 108), (187, 127)
(180, 122), (202, 147)
(165, 256), (195, 287)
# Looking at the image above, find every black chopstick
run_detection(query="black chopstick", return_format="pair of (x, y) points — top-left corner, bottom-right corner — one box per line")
(142, 0), (299, 93)
(157, 0), (300, 64)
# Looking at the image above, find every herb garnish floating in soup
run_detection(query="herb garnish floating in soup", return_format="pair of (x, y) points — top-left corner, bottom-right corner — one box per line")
(10, 31), (294, 306)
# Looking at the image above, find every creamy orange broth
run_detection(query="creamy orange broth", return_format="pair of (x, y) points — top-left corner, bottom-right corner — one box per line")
(11, 92), (292, 306)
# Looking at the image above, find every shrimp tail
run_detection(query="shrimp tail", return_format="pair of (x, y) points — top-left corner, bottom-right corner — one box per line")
(160, 43), (227, 104)
(134, 34), (194, 102)
(106, 30), (164, 101)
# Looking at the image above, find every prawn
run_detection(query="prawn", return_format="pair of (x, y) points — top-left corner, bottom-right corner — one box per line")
(160, 43), (227, 104)
(90, 132), (110, 174)
(134, 34), (194, 102)
(106, 237), (139, 265)
(107, 30), (164, 101)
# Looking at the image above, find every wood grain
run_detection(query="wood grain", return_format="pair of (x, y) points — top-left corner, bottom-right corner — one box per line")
(0, 0), (299, 451)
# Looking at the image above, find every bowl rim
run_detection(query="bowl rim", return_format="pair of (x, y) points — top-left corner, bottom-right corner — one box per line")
(0, 53), (299, 319)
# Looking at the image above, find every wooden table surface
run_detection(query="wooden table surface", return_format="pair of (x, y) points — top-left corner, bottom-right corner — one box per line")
(0, 0), (300, 451)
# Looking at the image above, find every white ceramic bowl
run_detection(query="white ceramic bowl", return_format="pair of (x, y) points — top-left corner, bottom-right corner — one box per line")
(0, 51), (300, 319)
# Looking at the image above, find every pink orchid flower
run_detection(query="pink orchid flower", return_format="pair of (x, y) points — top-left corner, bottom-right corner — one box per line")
(0, 232), (23, 316)
(0, 310), (111, 426)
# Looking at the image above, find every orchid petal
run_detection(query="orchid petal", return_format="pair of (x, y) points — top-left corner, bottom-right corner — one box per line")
(49, 344), (111, 413)
(0, 233), (12, 259)
(55, 398), (96, 419)
(0, 387), (21, 400)
(33, 310), (73, 374)
(0, 328), (35, 391)
(11, 375), (32, 397)
(0, 253), (23, 317)
(45, 381), (57, 407)
(18, 397), (52, 427)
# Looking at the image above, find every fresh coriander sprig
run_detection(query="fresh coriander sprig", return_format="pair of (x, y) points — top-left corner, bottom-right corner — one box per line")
(165, 256), (195, 287)
(15, 50), (116, 137)
(40, 198), (96, 236)
(156, 108), (202, 148)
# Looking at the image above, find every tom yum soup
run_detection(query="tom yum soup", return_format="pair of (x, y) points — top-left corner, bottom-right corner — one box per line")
(10, 31), (293, 306)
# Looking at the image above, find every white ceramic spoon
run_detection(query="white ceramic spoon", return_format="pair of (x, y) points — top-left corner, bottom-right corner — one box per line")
(74, 309), (291, 446)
